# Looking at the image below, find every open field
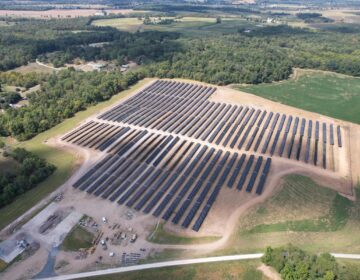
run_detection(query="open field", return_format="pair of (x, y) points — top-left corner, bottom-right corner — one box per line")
(92, 17), (259, 35)
(0, 9), (140, 19)
(148, 223), (220, 245)
(236, 69), (360, 125)
(80, 260), (266, 280)
(0, 79), (153, 231)
(62, 225), (94, 251)
(11, 62), (55, 74)
(222, 175), (360, 255)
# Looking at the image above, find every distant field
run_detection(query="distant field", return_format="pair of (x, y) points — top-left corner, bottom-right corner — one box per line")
(236, 70), (360, 124)
(92, 17), (258, 35)
(0, 79), (152, 230)
(222, 175), (360, 254)
(0, 9), (139, 19)
(11, 62), (55, 74)
(81, 260), (265, 280)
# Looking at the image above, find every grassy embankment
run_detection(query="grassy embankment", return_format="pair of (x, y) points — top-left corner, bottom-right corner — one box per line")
(0, 78), (153, 230)
(236, 69), (360, 124)
(222, 174), (360, 254)
(147, 222), (220, 245)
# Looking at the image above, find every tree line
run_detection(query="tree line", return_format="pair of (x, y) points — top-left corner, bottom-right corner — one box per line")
(1, 18), (360, 84)
(0, 147), (56, 208)
(0, 69), (145, 140)
(262, 244), (360, 280)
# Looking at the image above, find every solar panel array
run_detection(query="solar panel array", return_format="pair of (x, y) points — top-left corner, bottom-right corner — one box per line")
(65, 122), (272, 231)
(61, 80), (344, 232)
(98, 80), (342, 169)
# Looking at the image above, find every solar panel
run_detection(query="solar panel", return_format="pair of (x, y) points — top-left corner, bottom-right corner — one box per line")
(227, 154), (246, 188)
(246, 156), (263, 193)
(237, 155), (254, 190)
(337, 125), (342, 147)
(255, 158), (272, 195)
(329, 124), (334, 145)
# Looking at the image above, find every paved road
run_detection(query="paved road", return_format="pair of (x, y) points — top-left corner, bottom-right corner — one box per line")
(38, 253), (264, 280)
(331, 253), (360, 259)
(36, 253), (360, 280)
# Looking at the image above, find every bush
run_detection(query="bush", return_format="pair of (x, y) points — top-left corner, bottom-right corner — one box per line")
(262, 244), (339, 280)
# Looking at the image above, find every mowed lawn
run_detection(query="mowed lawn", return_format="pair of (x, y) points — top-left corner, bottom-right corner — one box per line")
(0, 79), (153, 230)
(80, 260), (265, 280)
(236, 70), (360, 124)
(222, 175), (360, 255)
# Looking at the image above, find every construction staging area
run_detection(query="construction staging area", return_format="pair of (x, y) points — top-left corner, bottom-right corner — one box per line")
(60, 79), (353, 233)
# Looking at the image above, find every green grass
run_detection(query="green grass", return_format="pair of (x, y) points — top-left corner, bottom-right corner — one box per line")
(80, 260), (265, 280)
(236, 70), (360, 124)
(147, 222), (220, 245)
(0, 79), (152, 230)
(62, 225), (94, 251)
(221, 175), (360, 255)
(0, 259), (8, 272)
(247, 180), (350, 234)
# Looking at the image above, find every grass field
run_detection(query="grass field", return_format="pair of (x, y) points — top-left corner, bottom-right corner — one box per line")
(147, 223), (220, 245)
(62, 225), (94, 251)
(221, 175), (360, 255)
(0, 79), (153, 230)
(236, 69), (360, 124)
(80, 260), (266, 280)
(11, 62), (55, 74)
(92, 17), (258, 35)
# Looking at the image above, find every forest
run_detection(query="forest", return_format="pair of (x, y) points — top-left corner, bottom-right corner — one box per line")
(0, 69), (145, 140)
(0, 18), (360, 140)
(0, 148), (55, 208)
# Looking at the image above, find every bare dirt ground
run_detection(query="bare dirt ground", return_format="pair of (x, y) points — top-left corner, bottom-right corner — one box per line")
(258, 264), (282, 280)
(0, 9), (139, 19)
(1, 78), (358, 278)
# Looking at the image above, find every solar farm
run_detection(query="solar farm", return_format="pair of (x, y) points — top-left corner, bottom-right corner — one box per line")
(60, 80), (351, 233)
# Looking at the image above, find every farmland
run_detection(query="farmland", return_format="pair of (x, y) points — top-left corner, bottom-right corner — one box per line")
(236, 69), (360, 124)
(92, 16), (260, 35)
